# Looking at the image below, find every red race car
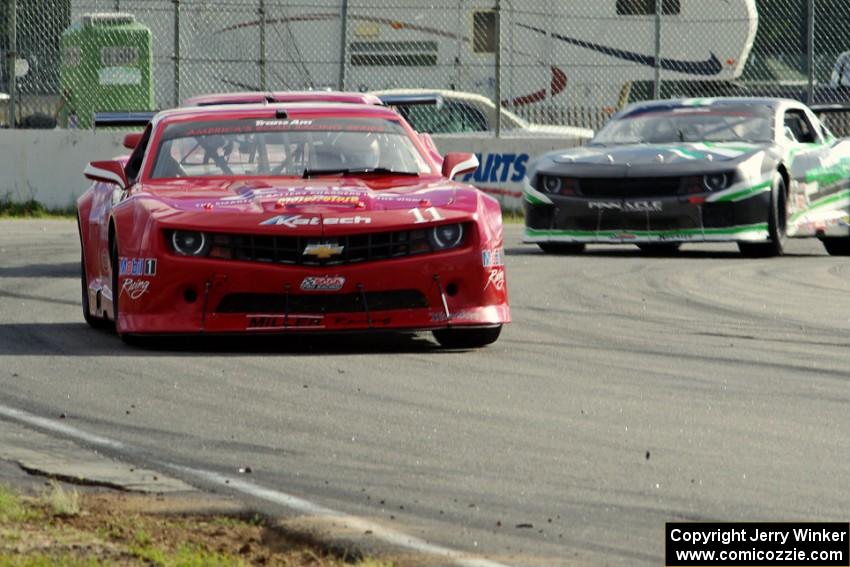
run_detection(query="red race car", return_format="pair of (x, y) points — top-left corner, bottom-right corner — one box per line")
(78, 99), (510, 347)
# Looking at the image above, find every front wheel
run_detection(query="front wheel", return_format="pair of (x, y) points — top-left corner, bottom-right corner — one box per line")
(110, 233), (124, 337)
(432, 325), (502, 349)
(738, 172), (787, 258)
(538, 243), (585, 254)
(821, 238), (850, 256)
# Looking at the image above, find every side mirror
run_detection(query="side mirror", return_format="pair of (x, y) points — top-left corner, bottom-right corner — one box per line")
(123, 132), (143, 150)
(441, 152), (479, 179)
(84, 160), (128, 190)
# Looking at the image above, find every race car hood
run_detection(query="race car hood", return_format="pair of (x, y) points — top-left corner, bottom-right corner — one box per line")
(531, 142), (771, 178)
(131, 177), (480, 234)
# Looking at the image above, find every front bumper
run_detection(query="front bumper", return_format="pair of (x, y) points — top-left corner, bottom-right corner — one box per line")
(523, 193), (771, 244)
(116, 246), (510, 335)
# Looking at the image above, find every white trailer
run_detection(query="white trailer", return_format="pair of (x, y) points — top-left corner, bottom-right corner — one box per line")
(162, 0), (757, 111)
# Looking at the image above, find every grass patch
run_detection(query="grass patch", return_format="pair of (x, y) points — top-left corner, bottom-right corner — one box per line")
(129, 541), (247, 567)
(0, 484), (401, 566)
(43, 480), (80, 518)
(0, 555), (102, 567)
(0, 200), (76, 218)
(502, 209), (525, 224)
(0, 486), (31, 523)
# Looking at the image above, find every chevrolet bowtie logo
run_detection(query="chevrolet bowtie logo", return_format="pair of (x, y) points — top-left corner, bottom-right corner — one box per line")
(303, 243), (344, 259)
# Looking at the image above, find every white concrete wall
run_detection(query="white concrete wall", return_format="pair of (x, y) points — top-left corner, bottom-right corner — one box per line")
(0, 130), (583, 211)
(0, 130), (127, 210)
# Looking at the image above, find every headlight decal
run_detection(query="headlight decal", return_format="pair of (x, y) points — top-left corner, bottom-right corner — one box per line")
(705, 175), (773, 203)
(703, 172), (731, 192)
(541, 175), (563, 193)
(171, 231), (211, 256)
(523, 176), (553, 205)
(428, 223), (465, 250)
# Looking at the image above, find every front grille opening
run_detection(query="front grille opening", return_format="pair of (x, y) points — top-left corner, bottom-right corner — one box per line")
(573, 216), (699, 232)
(577, 177), (683, 198)
(216, 290), (429, 314)
(184, 224), (468, 267)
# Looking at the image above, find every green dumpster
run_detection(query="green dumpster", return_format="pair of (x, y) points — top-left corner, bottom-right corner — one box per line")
(59, 13), (154, 129)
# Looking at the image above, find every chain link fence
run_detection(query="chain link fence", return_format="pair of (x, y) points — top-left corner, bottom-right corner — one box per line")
(2, 0), (850, 132)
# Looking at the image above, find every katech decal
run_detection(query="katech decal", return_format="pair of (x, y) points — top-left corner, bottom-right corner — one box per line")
(119, 257), (157, 276)
(261, 214), (372, 227)
(246, 314), (324, 330)
(121, 278), (150, 300)
(482, 248), (505, 268)
(300, 276), (346, 291)
(462, 153), (528, 183)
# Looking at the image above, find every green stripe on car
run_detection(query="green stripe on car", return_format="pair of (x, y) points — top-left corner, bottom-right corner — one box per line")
(525, 223), (768, 238)
(789, 189), (850, 223)
(710, 181), (771, 203)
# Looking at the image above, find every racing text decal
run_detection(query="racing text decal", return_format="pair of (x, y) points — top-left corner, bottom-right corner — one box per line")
(261, 214), (372, 227)
(461, 153), (528, 183)
(246, 315), (324, 330)
(119, 257), (157, 277)
(121, 278), (150, 300)
(300, 276), (346, 291)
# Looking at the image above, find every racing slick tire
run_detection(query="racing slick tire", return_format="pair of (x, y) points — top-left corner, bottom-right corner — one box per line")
(737, 172), (787, 258)
(432, 325), (502, 349)
(637, 243), (681, 256)
(79, 216), (111, 330)
(538, 243), (585, 254)
(820, 238), (850, 256)
(80, 251), (111, 329)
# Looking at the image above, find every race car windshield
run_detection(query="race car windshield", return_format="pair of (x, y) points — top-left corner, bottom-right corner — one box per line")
(591, 106), (774, 145)
(150, 117), (432, 179)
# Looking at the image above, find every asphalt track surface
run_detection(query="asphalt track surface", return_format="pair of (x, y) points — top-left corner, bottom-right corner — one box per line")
(1, 219), (849, 566)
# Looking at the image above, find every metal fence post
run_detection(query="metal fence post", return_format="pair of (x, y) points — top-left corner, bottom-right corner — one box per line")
(259, 0), (267, 90)
(494, 0), (501, 137)
(807, 0), (815, 104)
(7, 0), (16, 128)
(172, 0), (180, 106)
(337, 0), (348, 91)
(653, 0), (661, 99)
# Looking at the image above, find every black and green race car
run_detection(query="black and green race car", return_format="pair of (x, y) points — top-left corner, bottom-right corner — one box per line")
(523, 98), (850, 257)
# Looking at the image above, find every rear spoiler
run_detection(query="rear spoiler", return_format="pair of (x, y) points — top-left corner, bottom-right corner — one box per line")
(376, 94), (444, 108)
(810, 104), (850, 114)
(92, 111), (157, 129)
